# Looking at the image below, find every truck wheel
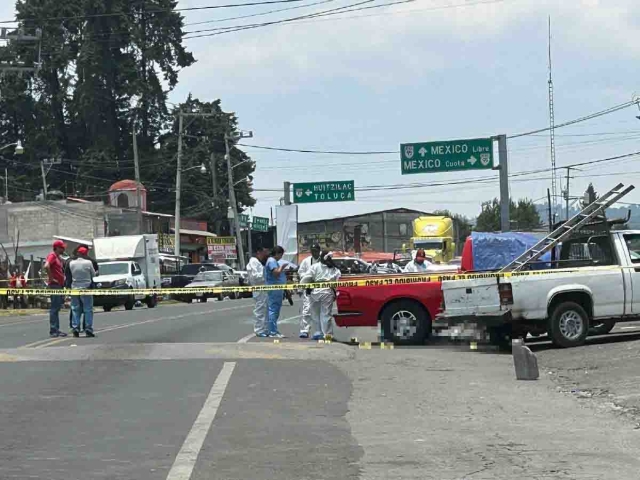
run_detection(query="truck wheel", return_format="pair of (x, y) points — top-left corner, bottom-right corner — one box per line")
(124, 297), (135, 311)
(103, 305), (113, 313)
(589, 319), (616, 336)
(549, 301), (589, 348)
(146, 296), (158, 308)
(381, 300), (430, 345)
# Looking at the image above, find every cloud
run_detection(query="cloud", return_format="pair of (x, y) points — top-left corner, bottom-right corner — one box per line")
(177, 0), (640, 96)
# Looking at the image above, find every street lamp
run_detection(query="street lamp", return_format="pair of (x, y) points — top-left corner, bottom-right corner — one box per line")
(0, 141), (24, 203)
(0, 141), (23, 155)
(183, 162), (207, 174)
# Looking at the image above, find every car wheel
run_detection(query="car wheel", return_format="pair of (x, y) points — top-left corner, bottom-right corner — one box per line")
(199, 297), (207, 303)
(589, 319), (616, 336)
(549, 301), (589, 348)
(146, 296), (158, 308)
(217, 294), (223, 301)
(103, 305), (113, 313)
(381, 300), (430, 345)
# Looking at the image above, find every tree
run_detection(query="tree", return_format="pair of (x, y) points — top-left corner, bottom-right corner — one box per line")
(475, 198), (542, 232)
(151, 96), (256, 234)
(0, 0), (195, 200)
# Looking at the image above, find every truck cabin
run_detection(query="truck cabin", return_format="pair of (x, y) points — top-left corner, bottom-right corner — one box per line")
(549, 214), (628, 269)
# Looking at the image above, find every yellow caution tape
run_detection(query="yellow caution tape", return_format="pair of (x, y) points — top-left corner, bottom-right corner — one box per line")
(0, 265), (621, 296)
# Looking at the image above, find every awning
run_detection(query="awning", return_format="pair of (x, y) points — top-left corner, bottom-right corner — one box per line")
(170, 228), (217, 237)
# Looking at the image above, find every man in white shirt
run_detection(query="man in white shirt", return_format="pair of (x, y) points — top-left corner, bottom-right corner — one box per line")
(69, 246), (96, 338)
(404, 249), (431, 273)
(296, 244), (321, 338)
(246, 246), (270, 337)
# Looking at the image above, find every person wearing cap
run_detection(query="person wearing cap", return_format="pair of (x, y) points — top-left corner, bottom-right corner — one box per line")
(43, 240), (68, 337)
(65, 245), (99, 331)
(404, 249), (431, 273)
(296, 243), (322, 338)
(69, 246), (96, 338)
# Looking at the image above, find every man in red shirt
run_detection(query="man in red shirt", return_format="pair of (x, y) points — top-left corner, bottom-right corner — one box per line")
(43, 240), (67, 337)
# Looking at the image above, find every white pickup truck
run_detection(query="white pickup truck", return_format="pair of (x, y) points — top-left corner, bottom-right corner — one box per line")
(436, 230), (640, 348)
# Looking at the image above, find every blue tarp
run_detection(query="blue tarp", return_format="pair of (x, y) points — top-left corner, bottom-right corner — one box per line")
(471, 232), (553, 271)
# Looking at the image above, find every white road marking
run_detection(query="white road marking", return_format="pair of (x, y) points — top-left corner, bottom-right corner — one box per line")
(237, 333), (255, 344)
(21, 304), (252, 349)
(619, 326), (640, 330)
(166, 361), (236, 480)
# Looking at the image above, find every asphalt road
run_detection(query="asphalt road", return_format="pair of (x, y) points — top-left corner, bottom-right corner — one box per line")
(3, 299), (640, 479)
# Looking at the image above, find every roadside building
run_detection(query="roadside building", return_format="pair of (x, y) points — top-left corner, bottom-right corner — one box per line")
(297, 208), (434, 254)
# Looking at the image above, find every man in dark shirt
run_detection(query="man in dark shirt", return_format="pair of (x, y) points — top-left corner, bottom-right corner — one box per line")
(43, 240), (67, 337)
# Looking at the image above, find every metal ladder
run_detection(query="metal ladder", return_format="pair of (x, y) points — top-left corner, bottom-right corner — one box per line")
(499, 183), (635, 272)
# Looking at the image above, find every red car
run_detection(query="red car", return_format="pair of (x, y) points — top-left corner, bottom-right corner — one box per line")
(333, 240), (475, 345)
(333, 274), (444, 345)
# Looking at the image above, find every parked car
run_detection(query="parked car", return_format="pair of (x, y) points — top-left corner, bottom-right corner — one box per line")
(171, 263), (234, 302)
(183, 270), (242, 303)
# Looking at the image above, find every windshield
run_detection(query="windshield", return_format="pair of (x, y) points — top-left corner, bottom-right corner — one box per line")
(97, 262), (129, 276)
(193, 271), (224, 282)
(413, 240), (443, 250)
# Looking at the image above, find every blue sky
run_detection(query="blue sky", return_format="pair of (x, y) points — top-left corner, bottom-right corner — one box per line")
(4, 0), (640, 222)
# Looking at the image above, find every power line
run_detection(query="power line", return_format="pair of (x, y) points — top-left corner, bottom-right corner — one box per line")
(238, 100), (640, 156)
(0, 0), (310, 24)
(184, 0), (337, 27)
(183, 0), (415, 38)
(507, 100), (639, 139)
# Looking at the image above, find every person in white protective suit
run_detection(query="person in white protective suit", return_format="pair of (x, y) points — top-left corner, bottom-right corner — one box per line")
(296, 244), (322, 338)
(246, 246), (270, 337)
(403, 249), (431, 273)
(300, 251), (342, 341)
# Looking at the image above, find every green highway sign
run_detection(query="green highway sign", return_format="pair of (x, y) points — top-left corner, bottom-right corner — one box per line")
(400, 138), (494, 175)
(293, 181), (355, 204)
(239, 214), (250, 228)
(252, 216), (270, 232)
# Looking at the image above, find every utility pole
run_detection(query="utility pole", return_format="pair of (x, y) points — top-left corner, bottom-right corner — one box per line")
(564, 166), (575, 221)
(224, 129), (253, 270)
(40, 162), (48, 200)
(174, 111), (219, 257)
(209, 151), (219, 235)
(283, 181), (291, 205)
(247, 208), (253, 259)
(497, 134), (510, 232)
(133, 119), (143, 234)
(174, 112), (184, 258)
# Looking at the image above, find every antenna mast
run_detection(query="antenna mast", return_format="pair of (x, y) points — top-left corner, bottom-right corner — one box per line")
(548, 16), (558, 217)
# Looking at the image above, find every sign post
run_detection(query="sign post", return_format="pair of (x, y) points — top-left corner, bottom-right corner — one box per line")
(252, 216), (270, 232)
(400, 138), (493, 175)
(293, 181), (355, 204)
(400, 136), (510, 232)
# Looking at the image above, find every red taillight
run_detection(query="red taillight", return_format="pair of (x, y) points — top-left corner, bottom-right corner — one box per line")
(499, 283), (513, 306)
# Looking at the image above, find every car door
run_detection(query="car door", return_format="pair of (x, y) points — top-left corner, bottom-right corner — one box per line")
(132, 263), (145, 290)
(620, 233), (640, 314)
